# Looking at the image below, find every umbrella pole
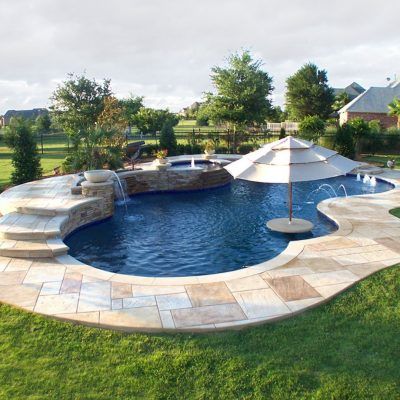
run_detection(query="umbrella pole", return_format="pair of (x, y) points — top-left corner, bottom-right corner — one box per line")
(288, 182), (293, 223)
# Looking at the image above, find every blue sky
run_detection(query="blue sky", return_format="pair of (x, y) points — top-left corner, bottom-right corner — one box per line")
(1, 0), (399, 113)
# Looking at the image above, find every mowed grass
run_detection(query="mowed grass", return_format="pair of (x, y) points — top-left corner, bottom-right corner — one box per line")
(0, 265), (399, 399)
(361, 154), (400, 168)
(0, 134), (68, 189)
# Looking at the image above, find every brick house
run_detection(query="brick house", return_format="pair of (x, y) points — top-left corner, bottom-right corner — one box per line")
(339, 81), (400, 129)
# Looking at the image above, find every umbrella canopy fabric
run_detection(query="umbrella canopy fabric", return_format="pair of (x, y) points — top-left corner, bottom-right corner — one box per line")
(224, 136), (360, 184)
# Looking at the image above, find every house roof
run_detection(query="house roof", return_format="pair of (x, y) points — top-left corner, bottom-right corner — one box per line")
(333, 82), (365, 99)
(339, 81), (400, 114)
(3, 108), (48, 119)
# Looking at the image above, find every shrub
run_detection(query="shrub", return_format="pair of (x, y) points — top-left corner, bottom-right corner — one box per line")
(347, 117), (371, 139)
(279, 127), (286, 139)
(215, 145), (229, 154)
(334, 124), (355, 159)
(191, 144), (202, 154)
(237, 143), (255, 154)
(368, 120), (382, 135)
(159, 121), (177, 156)
(141, 144), (159, 157)
(4, 118), (43, 184)
(298, 115), (326, 142)
(385, 129), (400, 150)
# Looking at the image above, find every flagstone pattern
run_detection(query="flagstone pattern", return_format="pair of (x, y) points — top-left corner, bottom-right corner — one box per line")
(0, 169), (400, 332)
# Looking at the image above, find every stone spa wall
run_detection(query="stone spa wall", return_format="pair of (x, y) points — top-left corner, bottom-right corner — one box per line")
(118, 167), (233, 196)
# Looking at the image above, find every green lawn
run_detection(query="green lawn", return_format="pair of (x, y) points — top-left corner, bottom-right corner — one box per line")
(0, 265), (399, 399)
(361, 154), (400, 168)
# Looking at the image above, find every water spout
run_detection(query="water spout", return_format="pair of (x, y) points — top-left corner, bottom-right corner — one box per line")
(318, 184), (338, 197)
(370, 176), (377, 187)
(356, 173), (361, 181)
(363, 174), (370, 184)
(338, 184), (348, 197)
(191, 157), (195, 168)
(304, 187), (334, 204)
(111, 171), (128, 212)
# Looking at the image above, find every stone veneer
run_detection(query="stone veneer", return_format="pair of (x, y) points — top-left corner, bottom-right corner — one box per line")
(119, 167), (232, 196)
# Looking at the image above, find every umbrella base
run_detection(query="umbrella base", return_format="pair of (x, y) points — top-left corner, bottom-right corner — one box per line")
(267, 218), (314, 233)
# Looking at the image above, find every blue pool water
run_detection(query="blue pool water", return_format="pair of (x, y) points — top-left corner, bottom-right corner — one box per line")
(66, 175), (393, 277)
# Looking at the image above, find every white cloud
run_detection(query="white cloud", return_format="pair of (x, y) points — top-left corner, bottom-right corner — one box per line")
(0, 0), (399, 113)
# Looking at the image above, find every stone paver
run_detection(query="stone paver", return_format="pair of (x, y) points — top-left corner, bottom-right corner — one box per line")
(186, 282), (236, 307)
(0, 169), (400, 331)
(265, 275), (321, 301)
(156, 292), (192, 310)
(172, 303), (246, 328)
(233, 288), (290, 319)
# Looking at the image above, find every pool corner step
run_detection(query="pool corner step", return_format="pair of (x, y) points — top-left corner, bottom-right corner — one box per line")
(0, 238), (69, 258)
(0, 213), (68, 240)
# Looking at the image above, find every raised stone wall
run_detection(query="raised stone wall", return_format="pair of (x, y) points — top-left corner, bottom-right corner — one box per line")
(61, 198), (105, 238)
(120, 168), (232, 195)
(62, 180), (116, 238)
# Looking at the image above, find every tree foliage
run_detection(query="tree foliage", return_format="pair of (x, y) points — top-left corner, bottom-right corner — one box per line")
(268, 105), (288, 122)
(388, 97), (400, 128)
(4, 118), (42, 184)
(285, 63), (334, 121)
(206, 51), (274, 127)
(134, 108), (179, 134)
(119, 95), (144, 131)
(333, 92), (351, 112)
(347, 117), (371, 140)
(298, 115), (326, 142)
(334, 124), (355, 159)
(34, 114), (52, 135)
(50, 73), (112, 141)
(159, 121), (178, 155)
(51, 74), (128, 172)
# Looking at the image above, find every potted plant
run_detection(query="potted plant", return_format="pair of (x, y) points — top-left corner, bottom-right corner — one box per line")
(154, 149), (168, 164)
(204, 140), (215, 159)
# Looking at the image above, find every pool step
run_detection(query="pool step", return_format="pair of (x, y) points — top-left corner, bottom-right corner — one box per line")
(0, 238), (69, 258)
(0, 212), (68, 240)
(15, 197), (99, 217)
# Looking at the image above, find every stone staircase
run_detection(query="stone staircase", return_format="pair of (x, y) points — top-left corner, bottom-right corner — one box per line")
(0, 212), (69, 258)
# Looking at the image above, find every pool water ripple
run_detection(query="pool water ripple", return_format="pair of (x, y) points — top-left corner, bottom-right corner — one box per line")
(66, 175), (393, 277)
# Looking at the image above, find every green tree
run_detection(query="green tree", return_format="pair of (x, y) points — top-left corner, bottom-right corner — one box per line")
(119, 95), (144, 133)
(347, 117), (371, 157)
(268, 105), (288, 122)
(51, 74), (130, 172)
(4, 118), (42, 184)
(298, 115), (326, 142)
(196, 103), (211, 126)
(388, 97), (400, 128)
(206, 51), (274, 128)
(285, 63), (334, 120)
(34, 114), (52, 135)
(134, 108), (179, 134)
(159, 121), (178, 155)
(334, 124), (355, 159)
(333, 92), (351, 112)
(50, 73), (112, 145)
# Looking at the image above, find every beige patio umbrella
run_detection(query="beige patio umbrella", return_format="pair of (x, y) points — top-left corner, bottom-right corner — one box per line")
(224, 136), (360, 233)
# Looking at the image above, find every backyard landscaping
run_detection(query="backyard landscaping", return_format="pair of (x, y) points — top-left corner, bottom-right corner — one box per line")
(0, 134), (68, 189)
(0, 265), (399, 399)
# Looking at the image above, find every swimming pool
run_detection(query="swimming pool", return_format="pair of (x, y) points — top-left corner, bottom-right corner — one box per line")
(65, 175), (393, 277)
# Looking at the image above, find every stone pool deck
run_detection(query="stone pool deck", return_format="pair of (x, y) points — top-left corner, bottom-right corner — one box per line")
(0, 170), (400, 332)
